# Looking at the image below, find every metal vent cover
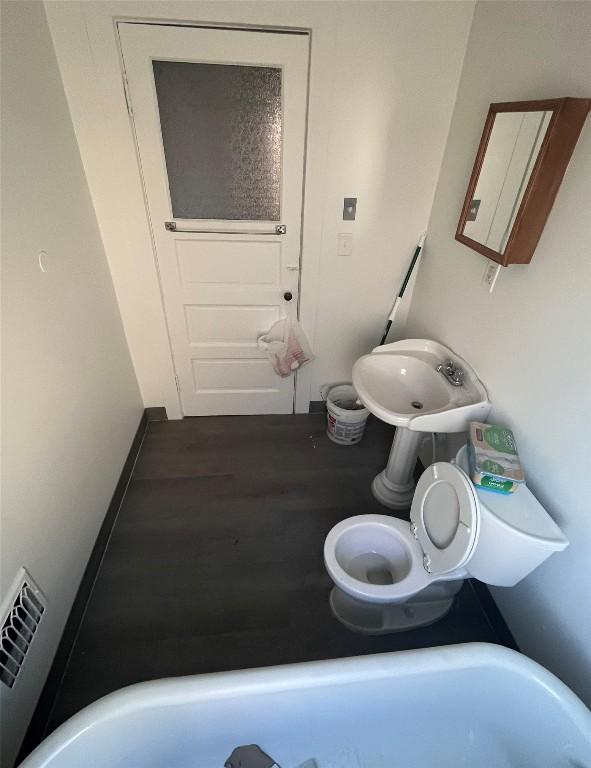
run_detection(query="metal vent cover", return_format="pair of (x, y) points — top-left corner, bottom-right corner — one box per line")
(1, 568), (46, 689)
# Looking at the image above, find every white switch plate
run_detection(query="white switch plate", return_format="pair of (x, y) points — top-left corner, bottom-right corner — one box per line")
(337, 233), (353, 256)
(482, 262), (501, 293)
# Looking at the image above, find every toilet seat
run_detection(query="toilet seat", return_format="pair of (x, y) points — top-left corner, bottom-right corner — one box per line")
(324, 515), (432, 604)
(411, 462), (479, 575)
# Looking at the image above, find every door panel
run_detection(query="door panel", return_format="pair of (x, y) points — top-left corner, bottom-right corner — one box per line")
(192, 359), (281, 390)
(185, 305), (281, 344)
(176, 240), (281, 286)
(119, 23), (308, 415)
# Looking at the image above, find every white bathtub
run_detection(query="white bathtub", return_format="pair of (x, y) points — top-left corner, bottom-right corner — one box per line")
(20, 643), (590, 768)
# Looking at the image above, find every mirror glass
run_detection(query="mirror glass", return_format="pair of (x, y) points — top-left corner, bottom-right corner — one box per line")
(462, 110), (552, 254)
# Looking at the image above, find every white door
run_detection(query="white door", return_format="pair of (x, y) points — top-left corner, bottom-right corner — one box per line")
(119, 23), (308, 416)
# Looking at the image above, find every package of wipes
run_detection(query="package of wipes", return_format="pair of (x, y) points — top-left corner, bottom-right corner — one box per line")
(468, 422), (525, 494)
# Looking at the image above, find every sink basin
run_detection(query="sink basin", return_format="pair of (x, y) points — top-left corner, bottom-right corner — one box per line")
(353, 339), (491, 509)
(353, 339), (490, 432)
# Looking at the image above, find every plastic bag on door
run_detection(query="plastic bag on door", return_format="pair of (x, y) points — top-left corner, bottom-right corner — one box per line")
(257, 318), (314, 377)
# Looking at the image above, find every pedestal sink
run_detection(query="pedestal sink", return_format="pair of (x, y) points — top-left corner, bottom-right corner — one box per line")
(353, 339), (491, 509)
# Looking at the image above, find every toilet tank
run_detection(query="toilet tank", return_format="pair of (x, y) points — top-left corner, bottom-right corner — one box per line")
(456, 446), (568, 587)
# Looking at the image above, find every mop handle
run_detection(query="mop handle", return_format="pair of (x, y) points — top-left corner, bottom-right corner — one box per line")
(397, 233), (425, 301)
(380, 233), (426, 344)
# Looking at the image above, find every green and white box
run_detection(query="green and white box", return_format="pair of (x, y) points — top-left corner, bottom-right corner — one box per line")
(468, 422), (525, 494)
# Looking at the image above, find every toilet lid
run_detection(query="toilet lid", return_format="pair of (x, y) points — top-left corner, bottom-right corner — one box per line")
(410, 462), (479, 575)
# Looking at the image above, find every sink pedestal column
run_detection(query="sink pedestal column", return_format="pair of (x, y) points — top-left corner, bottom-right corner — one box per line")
(372, 427), (423, 510)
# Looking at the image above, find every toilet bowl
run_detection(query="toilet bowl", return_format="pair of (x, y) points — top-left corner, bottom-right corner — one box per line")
(324, 445), (568, 634)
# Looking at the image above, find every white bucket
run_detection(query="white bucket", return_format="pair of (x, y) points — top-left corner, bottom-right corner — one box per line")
(326, 384), (369, 445)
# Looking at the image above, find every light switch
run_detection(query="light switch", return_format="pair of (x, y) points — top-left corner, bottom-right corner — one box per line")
(337, 233), (353, 256)
(343, 198), (357, 221)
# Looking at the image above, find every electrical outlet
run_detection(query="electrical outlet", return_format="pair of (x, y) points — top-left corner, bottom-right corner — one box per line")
(482, 262), (501, 293)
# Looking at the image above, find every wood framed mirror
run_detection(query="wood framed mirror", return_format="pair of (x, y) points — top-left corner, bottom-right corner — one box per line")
(456, 97), (590, 266)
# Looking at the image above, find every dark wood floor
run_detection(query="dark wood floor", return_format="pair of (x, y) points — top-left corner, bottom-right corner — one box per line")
(45, 414), (511, 734)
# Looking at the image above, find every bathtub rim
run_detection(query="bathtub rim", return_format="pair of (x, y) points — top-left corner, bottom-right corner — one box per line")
(19, 642), (591, 767)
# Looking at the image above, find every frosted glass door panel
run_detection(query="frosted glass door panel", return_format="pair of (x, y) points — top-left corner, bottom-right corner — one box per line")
(153, 61), (282, 221)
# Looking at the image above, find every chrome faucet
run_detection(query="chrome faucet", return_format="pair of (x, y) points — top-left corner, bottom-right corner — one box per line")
(436, 359), (464, 387)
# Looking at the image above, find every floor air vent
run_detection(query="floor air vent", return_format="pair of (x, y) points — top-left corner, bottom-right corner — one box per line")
(1, 568), (46, 689)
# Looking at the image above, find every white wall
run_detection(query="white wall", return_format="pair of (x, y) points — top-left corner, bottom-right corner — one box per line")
(0, 3), (143, 765)
(406, 1), (591, 705)
(44, 0), (474, 416)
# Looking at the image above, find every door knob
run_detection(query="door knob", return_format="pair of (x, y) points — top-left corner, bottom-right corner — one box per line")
(283, 291), (293, 302)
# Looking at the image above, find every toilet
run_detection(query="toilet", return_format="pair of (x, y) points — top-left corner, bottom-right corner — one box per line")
(324, 445), (568, 634)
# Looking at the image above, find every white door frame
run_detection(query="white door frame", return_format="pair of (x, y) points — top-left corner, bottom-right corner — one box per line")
(115, 19), (312, 418)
